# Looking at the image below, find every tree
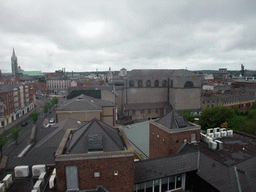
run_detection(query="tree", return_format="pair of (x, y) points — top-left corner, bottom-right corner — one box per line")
(10, 127), (22, 145)
(0, 133), (7, 158)
(198, 105), (235, 130)
(182, 109), (198, 122)
(228, 115), (246, 132)
(29, 112), (40, 124)
(42, 102), (52, 115)
(51, 97), (59, 107)
(251, 103), (256, 110)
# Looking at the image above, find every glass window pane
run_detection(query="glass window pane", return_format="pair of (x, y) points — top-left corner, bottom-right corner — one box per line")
(176, 175), (182, 188)
(146, 181), (153, 192)
(169, 176), (175, 190)
(161, 178), (168, 192)
(154, 179), (159, 192)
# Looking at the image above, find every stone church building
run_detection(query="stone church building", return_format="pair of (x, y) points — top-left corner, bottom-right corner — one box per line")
(107, 69), (202, 121)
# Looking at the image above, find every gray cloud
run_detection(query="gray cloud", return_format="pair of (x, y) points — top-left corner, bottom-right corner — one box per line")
(1, 0), (256, 73)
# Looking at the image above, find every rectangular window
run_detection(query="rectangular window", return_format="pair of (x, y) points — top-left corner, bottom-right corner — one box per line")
(148, 109), (151, 114)
(191, 133), (196, 143)
(65, 166), (79, 190)
(140, 110), (144, 114)
(155, 109), (158, 114)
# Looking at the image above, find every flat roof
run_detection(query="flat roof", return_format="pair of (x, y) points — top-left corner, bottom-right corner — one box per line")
(191, 131), (256, 167)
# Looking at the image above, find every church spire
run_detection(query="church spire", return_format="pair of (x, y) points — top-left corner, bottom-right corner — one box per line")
(12, 48), (15, 57)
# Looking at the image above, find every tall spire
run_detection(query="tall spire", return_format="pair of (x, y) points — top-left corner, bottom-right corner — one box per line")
(12, 48), (15, 56)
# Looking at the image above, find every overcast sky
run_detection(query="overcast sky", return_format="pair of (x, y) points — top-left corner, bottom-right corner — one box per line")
(1, 0), (256, 73)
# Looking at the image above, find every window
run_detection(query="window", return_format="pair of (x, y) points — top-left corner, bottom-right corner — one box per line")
(154, 80), (159, 87)
(162, 80), (167, 87)
(94, 172), (100, 177)
(140, 110), (144, 114)
(148, 109), (151, 114)
(114, 171), (118, 175)
(155, 109), (158, 114)
(138, 80), (143, 87)
(146, 80), (151, 87)
(184, 81), (194, 88)
(129, 80), (134, 87)
(132, 110), (135, 115)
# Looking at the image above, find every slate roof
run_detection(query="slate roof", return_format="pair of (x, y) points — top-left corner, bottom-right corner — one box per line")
(220, 92), (255, 103)
(128, 69), (197, 77)
(0, 84), (25, 93)
(57, 94), (114, 110)
(124, 101), (171, 110)
(134, 147), (198, 183)
(66, 118), (126, 154)
(68, 86), (113, 94)
(157, 109), (191, 129)
(181, 131), (256, 192)
(6, 119), (86, 168)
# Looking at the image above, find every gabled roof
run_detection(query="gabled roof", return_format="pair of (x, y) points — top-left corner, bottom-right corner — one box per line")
(66, 118), (126, 154)
(57, 94), (114, 110)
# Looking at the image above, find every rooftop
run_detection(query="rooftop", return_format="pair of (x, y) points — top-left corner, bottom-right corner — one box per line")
(191, 131), (256, 167)
(57, 94), (114, 110)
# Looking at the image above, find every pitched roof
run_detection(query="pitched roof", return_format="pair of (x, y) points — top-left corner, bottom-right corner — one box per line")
(157, 109), (191, 129)
(19, 71), (44, 76)
(66, 118), (126, 154)
(134, 148), (198, 183)
(57, 94), (114, 110)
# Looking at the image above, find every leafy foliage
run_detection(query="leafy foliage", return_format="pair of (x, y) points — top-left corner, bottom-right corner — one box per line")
(42, 102), (52, 114)
(251, 103), (256, 110)
(182, 109), (198, 122)
(198, 105), (235, 130)
(29, 112), (40, 124)
(228, 115), (246, 132)
(0, 133), (8, 158)
(10, 127), (22, 145)
(51, 97), (59, 107)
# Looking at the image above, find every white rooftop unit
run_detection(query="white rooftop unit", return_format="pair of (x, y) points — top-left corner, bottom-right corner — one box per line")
(205, 136), (213, 144)
(3, 174), (12, 188)
(33, 180), (43, 192)
(208, 133), (214, 139)
(214, 132), (221, 139)
(220, 128), (227, 132)
(38, 172), (46, 186)
(31, 190), (38, 192)
(0, 183), (5, 192)
(49, 174), (56, 189)
(200, 133), (207, 142)
(14, 165), (29, 178)
(221, 131), (227, 137)
(227, 130), (233, 137)
(208, 141), (217, 150)
(215, 140), (223, 150)
(207, 128), (213, 134)
(32, 165), (46, 177)
(213, 127), (220, 133)
(52, 168), (56, 175)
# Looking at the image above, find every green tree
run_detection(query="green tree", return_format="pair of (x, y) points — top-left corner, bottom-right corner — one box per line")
(29, 112), (40, 124)
(248, 109), (256, 119)
(251, 103), (256, 110)
(198, 105), (235, 130)
(182, 109), (198, 122)
(51, 97), (59, 107)
(10, 127), (22, 145)
(0, 133), (8, 158)
(42, 102), (52, 115)
(228, 115), (246, 131)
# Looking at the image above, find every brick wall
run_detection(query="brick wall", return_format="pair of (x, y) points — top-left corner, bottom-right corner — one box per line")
(149, 123), (200, 159)
(55, 156), (134, 192)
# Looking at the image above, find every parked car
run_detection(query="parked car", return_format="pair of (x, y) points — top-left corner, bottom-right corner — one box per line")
(49, 118), (55, 123)
(21, 121), (28, 127)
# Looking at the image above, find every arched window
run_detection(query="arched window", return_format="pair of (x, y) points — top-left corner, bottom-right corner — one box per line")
(146, 80), (151, 87)
(129, 80), (134, 87)
(154, 80), (159, 87)
(162, 80), (167, 87)
(184, 81), (194, 88)
(138, 80), (143, 87)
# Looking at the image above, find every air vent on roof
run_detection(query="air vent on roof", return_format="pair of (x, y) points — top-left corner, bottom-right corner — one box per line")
(91, 100), (94, 102)
(32, 165), (46, 177)
(215, 140), (223, 150)
(208, 140), (217, 150)
(76, 98), (84, 101)
(227, 130), (233, 137)
(0, 183), (5, 192)
(77, 121), (81, 125)
(33, 180), (42, 192)
(49, 174), (56, 189)
(174, 117), (187, 128)
(207, 129), (213, 134)
(221, 131), (227, 137)
(214, 132), (221, 139)
(213, 127), (220, 133)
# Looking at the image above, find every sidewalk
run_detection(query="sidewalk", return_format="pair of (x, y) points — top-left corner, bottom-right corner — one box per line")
(0, 109), (36, 134)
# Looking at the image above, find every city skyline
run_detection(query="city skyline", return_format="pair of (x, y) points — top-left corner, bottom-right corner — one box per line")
(1, 0), (256, 73)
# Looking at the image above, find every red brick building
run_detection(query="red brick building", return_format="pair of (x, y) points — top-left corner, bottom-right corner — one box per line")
(55, 118), (134, 192)
(149, 109), (201, 159)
